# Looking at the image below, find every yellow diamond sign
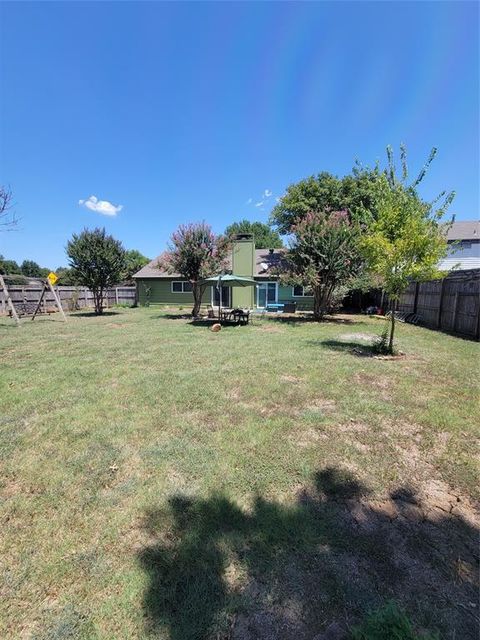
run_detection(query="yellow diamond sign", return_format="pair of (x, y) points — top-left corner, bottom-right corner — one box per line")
(47, 272), (58, 286)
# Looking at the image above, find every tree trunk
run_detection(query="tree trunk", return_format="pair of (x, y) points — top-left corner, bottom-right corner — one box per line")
(93, 288), (104, 315)
(313, 281), (334, 320)
(191, 283), (204, 317)
(313, 285), (322, 320)
(321, 282), (335, 317)
(388, 300), (396, 353)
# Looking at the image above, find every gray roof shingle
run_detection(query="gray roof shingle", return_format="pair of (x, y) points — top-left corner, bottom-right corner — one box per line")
(133, 248), (287, 278)
(446, 221), (479, 241)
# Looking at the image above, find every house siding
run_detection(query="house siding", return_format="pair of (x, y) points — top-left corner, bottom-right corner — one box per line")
(137, 278), (197, 307)
(278, 284), (314, 310)
(136, 238), (314, 310)
(136, 278), (315, 309)
(231, 238), (255, 308)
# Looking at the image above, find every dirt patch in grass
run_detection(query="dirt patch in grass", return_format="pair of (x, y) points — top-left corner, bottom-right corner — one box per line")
(289, 427), (328, 448)
(374, 352), (407, 361)
(353, 372), (392, 391)
(309, 398), (337, 412)
(341, 332), (377, 342)
(255, 324), (285, 334)
(280, 374), (303, 384)
(337, 420), (370, 433)
(139, 467), (479, 639)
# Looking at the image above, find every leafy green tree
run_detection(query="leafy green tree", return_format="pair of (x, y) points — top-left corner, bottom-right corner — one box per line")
(123, 249), (150, 282)
(361, 146), (454, 353)
(282, 210), (362, 319)
(20, 260), (44, 278)
(270, 168), (381, 234)
(66, 227), (126, 314)
(0, 255), (21, 275)
(224, 220), (283, 249)
(159, 222), (230, 316)
(55, 266), (79, 286)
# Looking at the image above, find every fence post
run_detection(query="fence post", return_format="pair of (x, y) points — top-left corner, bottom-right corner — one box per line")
(84, 287), (88, 308)
(413, 281), (419, 315)
(476, 296), (480, 341)
(115, 288), (119, 305)
(452, 291), (459, 333)
(437, 278), (445, 329)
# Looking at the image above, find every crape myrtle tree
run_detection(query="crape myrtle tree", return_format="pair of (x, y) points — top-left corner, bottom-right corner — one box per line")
(283, 210), (363, 319)
(159, 222), (230, 317)
(67, 227), (126, 315)
(361, 146), (454, 353)
(224, 220), (283, 249)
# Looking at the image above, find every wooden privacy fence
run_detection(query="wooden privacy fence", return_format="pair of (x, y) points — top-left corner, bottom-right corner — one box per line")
(397, 269), (480, 339)
(0, 285), (136, 316)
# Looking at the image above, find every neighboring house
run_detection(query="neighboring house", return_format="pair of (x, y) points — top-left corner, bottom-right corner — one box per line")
(439, 220), (480, 271)
(133, 234), (314, 310)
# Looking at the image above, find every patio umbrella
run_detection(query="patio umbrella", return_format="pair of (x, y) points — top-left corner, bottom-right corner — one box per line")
(201, 274), (258, 320)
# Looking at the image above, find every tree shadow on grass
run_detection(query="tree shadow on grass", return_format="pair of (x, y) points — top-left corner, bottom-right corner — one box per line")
(71, 310), (121, 317)
(137, 467), (479, 640)
(160, 313), (194, 320)
(308, 339), (378, 357)
(266, 315), (369, 327)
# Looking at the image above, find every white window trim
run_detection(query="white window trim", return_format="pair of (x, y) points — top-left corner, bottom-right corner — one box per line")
(292, 286), (313, 297)
(210, 285), (231, 307)
(257, 281), (278, 308)
(171, 281), (192, 293)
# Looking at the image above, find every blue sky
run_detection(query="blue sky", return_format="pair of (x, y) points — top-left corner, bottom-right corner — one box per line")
(1, 1), (478, 268)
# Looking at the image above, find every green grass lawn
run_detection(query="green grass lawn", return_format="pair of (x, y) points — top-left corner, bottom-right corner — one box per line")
(1, 308), (479, 639)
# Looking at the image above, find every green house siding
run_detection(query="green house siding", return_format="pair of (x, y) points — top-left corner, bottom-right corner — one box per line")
(279, 284), (314, 310)
(137, 278), (225, 308)
(136, 238), (314, 310)
(278, 284), (314, 310)
(231, 238), (255, 308)
(137, 278), (196, 307)
(137, 278), (314, 310)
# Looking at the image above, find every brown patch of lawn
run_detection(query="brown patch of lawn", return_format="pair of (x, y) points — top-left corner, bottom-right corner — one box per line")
(0, 308), (478, 639)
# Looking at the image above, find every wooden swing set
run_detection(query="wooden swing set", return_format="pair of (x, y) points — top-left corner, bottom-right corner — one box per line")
(0, 274), (67, 326)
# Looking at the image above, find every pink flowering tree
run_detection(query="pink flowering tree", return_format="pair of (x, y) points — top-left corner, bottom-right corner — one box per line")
(158, 222), (230, 316)
(283, 210), (362, 319)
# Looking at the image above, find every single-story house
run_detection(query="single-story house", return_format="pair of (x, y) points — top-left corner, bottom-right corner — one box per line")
(439, 220), (480, 271)
(133, 234), (314, 310)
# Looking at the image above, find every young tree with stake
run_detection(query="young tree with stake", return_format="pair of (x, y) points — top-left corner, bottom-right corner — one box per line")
(361, 146), (454, 353)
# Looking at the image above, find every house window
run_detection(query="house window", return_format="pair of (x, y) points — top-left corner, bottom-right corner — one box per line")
(257, 282), (278, 308)
(171, 281), (193, 293)
(292, 285), (313, 297)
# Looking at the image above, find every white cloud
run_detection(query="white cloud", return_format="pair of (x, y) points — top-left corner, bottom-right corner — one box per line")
(246, 198), (253, 205)
(263, 189), (272, 198)
(276, 197), (281, 203)
(79, 195), (123, 216)
(255, 201), (264, 207)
